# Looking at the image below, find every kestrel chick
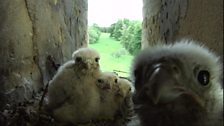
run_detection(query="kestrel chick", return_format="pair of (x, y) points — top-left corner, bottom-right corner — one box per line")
(46, 47), (102, 124)
(72, 47), (100, 74)
(131, 40), (223, 126)
(96, 73), (134, 125)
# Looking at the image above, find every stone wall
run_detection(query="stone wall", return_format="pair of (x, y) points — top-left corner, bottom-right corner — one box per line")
(0, 0), (88, 109)
(142, 0), (223, 58)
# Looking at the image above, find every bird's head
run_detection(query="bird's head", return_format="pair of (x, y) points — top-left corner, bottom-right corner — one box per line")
(131, 40), (223, 111)
(115, 78), (134, 98)
(72, 48), (100, 73)
(96, 72), (119, 91)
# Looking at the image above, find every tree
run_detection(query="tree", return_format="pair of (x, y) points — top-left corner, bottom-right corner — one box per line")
(109, 19), (130, 40)
(120, 21), (142, 55)
(88, 24), (101, 44)
(111, 19), (123, 40)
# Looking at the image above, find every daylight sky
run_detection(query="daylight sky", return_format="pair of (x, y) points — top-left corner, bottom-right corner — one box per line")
(88, 0), (143, 27)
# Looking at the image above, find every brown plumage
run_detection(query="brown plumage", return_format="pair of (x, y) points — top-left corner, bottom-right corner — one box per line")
(130, 40), (223, 126)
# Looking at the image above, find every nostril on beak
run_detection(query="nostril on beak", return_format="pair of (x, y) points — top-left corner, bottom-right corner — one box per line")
(171, 64), (181, 78)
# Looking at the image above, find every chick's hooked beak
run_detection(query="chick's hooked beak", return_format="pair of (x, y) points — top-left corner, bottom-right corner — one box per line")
(148, 63), (183, 104)
(78, 59), (92, 69)
(136, 62), (204, 107)
(85, 59), (99, 69)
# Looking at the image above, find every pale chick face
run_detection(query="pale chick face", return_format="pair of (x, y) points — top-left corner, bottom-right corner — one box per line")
(115, 78), (133, 98)
(96, 72), (119, 91)
(72, 48), (100, 72)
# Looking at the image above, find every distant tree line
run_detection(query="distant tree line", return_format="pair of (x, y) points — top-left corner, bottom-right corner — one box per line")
(88, 24), (101, 44)
(88, 19), (142, 55)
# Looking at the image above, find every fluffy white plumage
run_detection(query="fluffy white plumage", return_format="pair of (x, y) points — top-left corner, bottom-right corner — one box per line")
(96, 72), (120, 120)
(130, 40), (223, 126)
(46, 47), (102, 124)
(96, 72), (134, 125)
(72, 47), (100, 73)
(114, 78), (135, 125)
(46, 48), (134, 125)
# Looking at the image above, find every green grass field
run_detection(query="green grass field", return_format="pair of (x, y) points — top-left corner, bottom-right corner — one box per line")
(89, 33), (133, 77)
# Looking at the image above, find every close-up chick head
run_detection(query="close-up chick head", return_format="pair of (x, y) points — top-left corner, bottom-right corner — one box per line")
(131, 39), (223, 126)
(72, 47), (100, 71)
(132, 40), (222, 107)
(96, 72), (119, 91)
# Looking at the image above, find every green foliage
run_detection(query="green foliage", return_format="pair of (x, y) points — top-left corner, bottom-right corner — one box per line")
(109, 19), (130, 40)
(90, 19), (142, 55)
(89, 33), (133, 77)
(88, 24), (101, 44)
(98, 27), (110, 33)
(109, 19), (142, 55)
(111, 48), (128, 58)
(120, 20), (142, 55)
(109, 23), (116, 37)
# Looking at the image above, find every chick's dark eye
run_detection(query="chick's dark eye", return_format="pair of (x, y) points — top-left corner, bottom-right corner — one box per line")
(115, 79), (118, 83)
(197, 70), (210, 86)
(95, 58), (100, 62)
(76, 57), (82, 62)
(98, 79), (103, 83)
